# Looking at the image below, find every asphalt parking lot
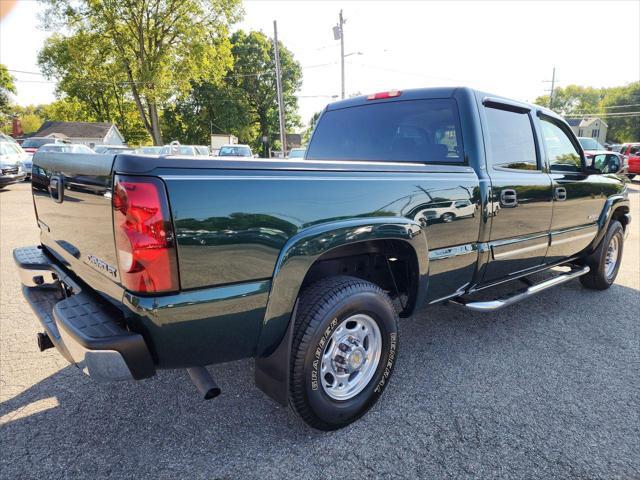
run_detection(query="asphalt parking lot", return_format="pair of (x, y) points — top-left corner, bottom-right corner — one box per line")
(1, 180), (638, 479)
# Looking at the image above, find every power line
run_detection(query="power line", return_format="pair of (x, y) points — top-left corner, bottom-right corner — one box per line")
(601, 103), (640, 109)
(564, 112), (640, 117)
(7, 69), (45, 76)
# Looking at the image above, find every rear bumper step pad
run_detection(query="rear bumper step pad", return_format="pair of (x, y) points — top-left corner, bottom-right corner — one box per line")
(15, 246), (155, 381)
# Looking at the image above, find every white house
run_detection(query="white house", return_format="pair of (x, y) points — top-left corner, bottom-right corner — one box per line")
(566, 117), (608, 145)
(33, 121), (126, 147)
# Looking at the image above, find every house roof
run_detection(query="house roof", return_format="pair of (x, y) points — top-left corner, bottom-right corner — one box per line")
(579, 117), (608, 128)
(564, 117), (608, 129)
(35, 121), (115, 139)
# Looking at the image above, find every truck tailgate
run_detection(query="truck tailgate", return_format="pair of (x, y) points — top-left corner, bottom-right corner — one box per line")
(32, 152), (122, 302)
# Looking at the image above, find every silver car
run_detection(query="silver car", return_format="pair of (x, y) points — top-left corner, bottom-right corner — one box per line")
(0, 141), (28, 186)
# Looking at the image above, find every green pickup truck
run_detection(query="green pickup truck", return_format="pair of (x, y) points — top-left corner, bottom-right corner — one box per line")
(15, 87), (630, 430)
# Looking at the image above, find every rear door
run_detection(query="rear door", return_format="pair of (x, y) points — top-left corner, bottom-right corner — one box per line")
(478, 97), (554, 282)
(32, 152), (122, 302)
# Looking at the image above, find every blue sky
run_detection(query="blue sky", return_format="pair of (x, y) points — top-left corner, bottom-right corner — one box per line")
(1, 0), (639, 125)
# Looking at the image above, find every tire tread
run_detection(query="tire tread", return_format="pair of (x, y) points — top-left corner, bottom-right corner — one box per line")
(289, 276), (395, 430)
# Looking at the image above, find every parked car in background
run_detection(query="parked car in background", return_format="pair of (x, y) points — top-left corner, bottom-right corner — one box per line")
(608, 143), (624, 153)
(287, 147), (306, 159)
(578, 137), (607, 153)
(619, 143), (640, 179)
(159, 144), (210, 156)
(38, 144), (96, 154)
(21, 137), (70, 155)
(584, 151), (627, 176)
(0, 139), (28, 186)
(136, 146), (163, 155)
(217, 144), (253, 158)
(93, 145), (131, 154)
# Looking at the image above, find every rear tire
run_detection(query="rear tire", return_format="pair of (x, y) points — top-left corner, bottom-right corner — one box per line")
(290, 276), (398, 430)
(580, 220), (624, 290)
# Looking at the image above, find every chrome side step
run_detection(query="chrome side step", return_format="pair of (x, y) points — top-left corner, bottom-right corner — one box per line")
(450, 265), (590, 312)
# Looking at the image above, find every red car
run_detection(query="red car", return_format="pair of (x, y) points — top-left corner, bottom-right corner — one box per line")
(620, 143), (640, 179)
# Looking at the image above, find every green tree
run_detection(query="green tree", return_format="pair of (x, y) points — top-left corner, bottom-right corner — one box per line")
(163, 30), (302, 151)
(0, 64), (16, 118)
(228, 30), (302, 148)
(302, 111), (321, 144)
(535, 82), (640, 142)
(39, 32), (153, 145)
(600, 82), (640, 143)
(42, 0), (243, 145)
(535, 85), (604, 115)
(39, 98), (95, 123)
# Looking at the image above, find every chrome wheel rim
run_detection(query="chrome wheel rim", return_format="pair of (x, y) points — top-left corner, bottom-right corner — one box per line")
(605, 235), (620, 280)
(320, 314), (382, 401)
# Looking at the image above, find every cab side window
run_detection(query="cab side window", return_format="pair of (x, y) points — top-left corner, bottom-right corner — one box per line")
(484, 107), (539, 171)
(540, 119), (582, 172)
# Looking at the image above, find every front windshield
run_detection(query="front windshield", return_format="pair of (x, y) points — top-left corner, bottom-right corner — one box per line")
(218, 146), (251, 157)
(578, 137), (604, 151)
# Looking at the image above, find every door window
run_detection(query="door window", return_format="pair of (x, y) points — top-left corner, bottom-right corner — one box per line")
(484, 107), (539, 171)
(540, 118), (583, 172)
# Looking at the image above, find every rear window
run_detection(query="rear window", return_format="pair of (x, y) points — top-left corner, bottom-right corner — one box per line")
(22, 139), (49, 148)
(219, 146), (252, 157)
(306, 99), (464, 163)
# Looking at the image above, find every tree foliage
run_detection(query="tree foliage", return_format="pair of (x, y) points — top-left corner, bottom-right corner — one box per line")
(39, 33), (150, 145)
(0, 64), (16, 118)
(163, 29), (302, 151)
(535, 82), (640, 142)
(40, 0), (243, 144)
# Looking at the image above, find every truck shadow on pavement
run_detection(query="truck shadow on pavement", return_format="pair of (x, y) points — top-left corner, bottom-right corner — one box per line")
(1, 280), (639, 478)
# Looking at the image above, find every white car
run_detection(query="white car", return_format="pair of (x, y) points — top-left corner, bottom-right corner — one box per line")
(216, 144), (253, 159)
(0, 140), (28, 186)
(414, 199), (476, 225)
(159, 144), (210, 156)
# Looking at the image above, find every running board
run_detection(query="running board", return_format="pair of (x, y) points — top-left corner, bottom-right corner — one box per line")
(450, 265), (590, 312)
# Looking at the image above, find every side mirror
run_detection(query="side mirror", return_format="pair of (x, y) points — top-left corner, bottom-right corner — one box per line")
(584, 165), (601, 175)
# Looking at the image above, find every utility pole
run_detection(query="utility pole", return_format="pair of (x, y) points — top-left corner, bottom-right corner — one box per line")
(333, 10), (346, 99)
(273, 20), (287, 155)
(549, 66), (556, 110)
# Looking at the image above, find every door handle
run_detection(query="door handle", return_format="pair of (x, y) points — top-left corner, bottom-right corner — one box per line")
(555, 186), (567, 202)
(500, 189), (518, 207)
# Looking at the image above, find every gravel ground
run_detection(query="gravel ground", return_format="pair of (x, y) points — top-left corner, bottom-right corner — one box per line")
(1, 180), (639, 479)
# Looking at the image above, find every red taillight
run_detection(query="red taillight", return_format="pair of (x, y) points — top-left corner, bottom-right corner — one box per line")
(113, 175), (179, 293)
(367, 90), (402, 100)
